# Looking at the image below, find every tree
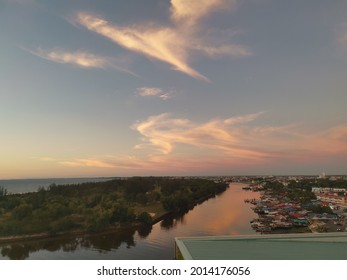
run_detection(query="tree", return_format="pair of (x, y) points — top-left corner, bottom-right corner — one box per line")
(137, 212), (152, 224)
(0, 186), (8, 197)
(12, 204), (32, 220)
(110, 204), (136, 223)
(308, 205), (333, 214)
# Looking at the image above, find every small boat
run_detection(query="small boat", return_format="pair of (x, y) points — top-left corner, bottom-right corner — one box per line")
(254, 209), (266, 214)
(256, 226), (272, 233)
(251, 222), (262, 229)
(270, 222), (293, 229)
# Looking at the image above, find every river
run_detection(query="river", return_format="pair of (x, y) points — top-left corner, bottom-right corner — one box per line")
(0, 183), (260, 260)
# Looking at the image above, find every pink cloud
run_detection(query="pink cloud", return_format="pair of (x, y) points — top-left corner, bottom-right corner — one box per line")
(171, 0), (237, 28)
(59, 159), (116, 168)
(75, 0), (251, 81)
(43, 113), (347, 174)
(31, 48), (137, 75)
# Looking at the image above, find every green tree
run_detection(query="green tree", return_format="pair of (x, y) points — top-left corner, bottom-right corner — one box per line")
(0, 186), (7, 197)
(110, 204), (135, 223)
(12, 204), (33, 220)
(308, 205), (333, 214)
(49, 217), (76, 235)
(137, 212), (152, 224)
(86, 210), (112, 232)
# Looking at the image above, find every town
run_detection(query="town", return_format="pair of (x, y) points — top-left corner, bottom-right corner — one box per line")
(231, 174), (347, 234)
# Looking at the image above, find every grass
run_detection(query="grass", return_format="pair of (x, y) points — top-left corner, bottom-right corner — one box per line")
(133, 201), (167, 219)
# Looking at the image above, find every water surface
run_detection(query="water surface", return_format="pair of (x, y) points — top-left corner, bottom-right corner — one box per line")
(0, 178), (114, 194)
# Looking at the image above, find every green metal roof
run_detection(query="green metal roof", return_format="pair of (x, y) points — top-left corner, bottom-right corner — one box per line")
(175, 233), (347, 260)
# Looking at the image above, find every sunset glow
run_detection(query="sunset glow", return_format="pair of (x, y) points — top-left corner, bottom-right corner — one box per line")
(1, 0), (346, 178)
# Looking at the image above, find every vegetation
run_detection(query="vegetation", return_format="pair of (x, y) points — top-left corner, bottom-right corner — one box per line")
(306, 204), (333, 215)
(263, 180), (316, 204)
(0, 177), (227, 237)
(0, 186), (7, 197)
(316, 178), (347, 189)
(262, 179), (335, 215)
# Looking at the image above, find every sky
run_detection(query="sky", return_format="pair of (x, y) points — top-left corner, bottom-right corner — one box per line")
(1, 0), (347, 179)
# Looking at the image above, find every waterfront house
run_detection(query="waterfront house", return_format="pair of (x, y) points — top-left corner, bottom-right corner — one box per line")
(293, 219), (309, 227)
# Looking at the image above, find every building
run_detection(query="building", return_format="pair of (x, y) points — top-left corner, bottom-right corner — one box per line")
(316, 194), (347, 204)
(312, 187), (347, 205)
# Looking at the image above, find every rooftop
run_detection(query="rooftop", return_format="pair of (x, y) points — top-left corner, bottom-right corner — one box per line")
(175, 233), (347, 260)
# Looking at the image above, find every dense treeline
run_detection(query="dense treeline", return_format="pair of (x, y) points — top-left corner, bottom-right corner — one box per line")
(0, 177), (227, 237)
(315, 178), (347, 188)
(161, 178), (227, 212)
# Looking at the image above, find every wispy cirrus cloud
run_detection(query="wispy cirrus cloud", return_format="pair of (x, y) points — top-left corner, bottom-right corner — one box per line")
(41, 113), (347, 174)
(59, 159), (116, 168)
(75, 0), (251, 81)
(131, 112), (270, 158)
(32, 48), (137, 75)
(136, 87), (173, 100)
(34, 49), (109, 68)
(171, 0), (237, 28)
(131, 112), (347, 161)
(76, 14), (210, 81)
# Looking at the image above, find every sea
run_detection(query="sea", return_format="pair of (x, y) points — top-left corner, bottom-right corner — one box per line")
(0, 177), (115, 194)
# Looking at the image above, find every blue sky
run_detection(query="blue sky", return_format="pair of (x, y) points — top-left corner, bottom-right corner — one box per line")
(1, 0), (347, 178)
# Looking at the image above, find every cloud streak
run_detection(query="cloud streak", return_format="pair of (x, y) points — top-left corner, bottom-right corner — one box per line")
(75, 0), (251, 81)
(59, 159), (116, 168)
(171, 0), (237, 28)
(42, 113), (347, 174)
(132, 112), (270, 159)
(32, 48), (137, 75)
(136, 87), (173, 100)
(132, 113), (347, 160)
(35, 49), (109, 68)
(76, 14), (210, 81)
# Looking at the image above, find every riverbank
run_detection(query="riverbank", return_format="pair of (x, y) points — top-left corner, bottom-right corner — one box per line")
(0, 183), (259, 260)
(0, 177), (229, 244)
(0, 222), (146, 244)
(0, 212), (173, 244)
(245, 180), (345, 234)
(245, 186), (312, 234)
(0, 195), (218, 244)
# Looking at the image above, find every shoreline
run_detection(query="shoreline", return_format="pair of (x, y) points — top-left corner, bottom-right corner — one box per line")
(0, 197), (218, 244)
(0, 179), (229, 245)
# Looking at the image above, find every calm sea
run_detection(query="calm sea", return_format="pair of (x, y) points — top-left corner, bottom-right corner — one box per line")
(0, 177), (114, 194)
